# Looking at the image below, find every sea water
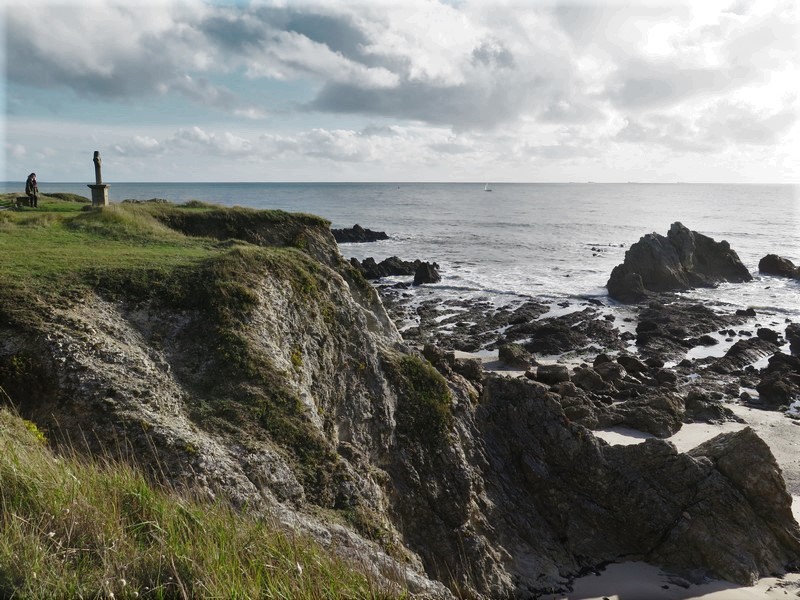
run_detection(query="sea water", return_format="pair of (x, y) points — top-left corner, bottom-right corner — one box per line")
(5, 181), (798, 321)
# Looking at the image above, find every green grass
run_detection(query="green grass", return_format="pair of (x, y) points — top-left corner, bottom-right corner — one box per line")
(0, 197), (216, 294)
(0, 407), (402, 599)
(384, 353), (453, 449)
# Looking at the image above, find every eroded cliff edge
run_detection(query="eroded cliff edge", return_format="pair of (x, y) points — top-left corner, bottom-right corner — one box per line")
(1, 202), (798, 598)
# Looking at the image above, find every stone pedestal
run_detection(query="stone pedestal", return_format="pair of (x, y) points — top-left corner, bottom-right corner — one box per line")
(87, 184), (109, 207)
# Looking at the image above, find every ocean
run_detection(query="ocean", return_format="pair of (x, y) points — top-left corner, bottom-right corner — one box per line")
(5, 181), (799, 324)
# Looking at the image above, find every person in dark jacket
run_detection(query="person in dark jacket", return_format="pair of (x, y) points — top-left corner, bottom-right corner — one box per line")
(25, 173), (38, 208)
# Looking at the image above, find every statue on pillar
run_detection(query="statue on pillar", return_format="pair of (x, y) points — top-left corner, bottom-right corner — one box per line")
(88, 150), (109, 207)
(93, 151), (103, 184)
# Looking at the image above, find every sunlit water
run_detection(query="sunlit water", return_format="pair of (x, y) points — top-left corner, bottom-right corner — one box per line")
(6, 181), (798, 322)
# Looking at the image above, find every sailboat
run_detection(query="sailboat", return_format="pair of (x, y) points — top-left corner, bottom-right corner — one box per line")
(484, 183), (492, 192)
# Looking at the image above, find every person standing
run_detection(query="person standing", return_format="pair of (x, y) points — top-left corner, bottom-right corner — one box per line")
(25, 173), (38, 208)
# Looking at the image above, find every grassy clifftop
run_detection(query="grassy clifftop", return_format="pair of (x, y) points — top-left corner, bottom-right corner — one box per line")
(0, 195), (408, 599)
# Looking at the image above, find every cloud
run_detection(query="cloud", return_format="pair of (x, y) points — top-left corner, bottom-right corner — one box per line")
(113, 135), (163, 157)
(616, 116), (716, 153)
(172, 126), (253, 156)
(616, 98), (799, 153)
(700, 101), (800, 146)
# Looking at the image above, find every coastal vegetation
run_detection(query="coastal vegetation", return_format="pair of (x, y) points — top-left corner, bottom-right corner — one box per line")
(0, 194), (402, 598)
(0, 407), (396, 599)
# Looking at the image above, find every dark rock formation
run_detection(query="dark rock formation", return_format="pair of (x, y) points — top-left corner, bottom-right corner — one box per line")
(535, 364), (570, 384)
(607, 222), (752, 303)
(635, 301), (742, 362)
(413, 261), (441, 286)
(503, 307), (623, 356)
(684, 390), (741, 424)
(787, 323), (800, 356)
(331, 224), (389, 243)
(350, 256), (440, 282)
(497, 343), (533, 369)
(708, 338), (779, 375)
(756, 353), (800, 408)
(617, 353), (649, 373)
(476, 377), (800, 588)
(759, 254), (800, 279)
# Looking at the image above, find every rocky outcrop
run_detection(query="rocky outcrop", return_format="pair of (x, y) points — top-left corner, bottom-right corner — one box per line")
(332, 224), (389, 243)
(759, 254), (800, 279)
(350, 256), (440, 284)
(787, 323), (800, 356)
(497, 343), (533, 369)
(709, 338), (780, 374)
(635, 301), (743, 362)
(755, 353), (800, 408)
(607, 222), (752, 303)
(502, 307), (623, 356)
(413, 261), (441, 286)
(476, 377), (800, 589)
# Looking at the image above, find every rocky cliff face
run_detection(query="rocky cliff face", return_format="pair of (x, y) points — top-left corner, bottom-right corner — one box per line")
(1, 209), (798, 598)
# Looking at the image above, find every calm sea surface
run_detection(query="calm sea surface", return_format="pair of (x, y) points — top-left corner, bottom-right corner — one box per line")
(5, 181), (798, 319)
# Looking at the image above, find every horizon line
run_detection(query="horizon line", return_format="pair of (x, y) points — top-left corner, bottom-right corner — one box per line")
(4, 180), (799, 186)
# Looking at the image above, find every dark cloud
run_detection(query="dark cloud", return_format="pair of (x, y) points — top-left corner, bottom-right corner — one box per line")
(471, 41), (515, 69)
(616, 100), (798, 153)
(607, 62), (752, 111)
(200, 14), (268, 51)
(428, 141), (473, 154)
(616, 118), (715, 153)
(702, 103), (799, 146)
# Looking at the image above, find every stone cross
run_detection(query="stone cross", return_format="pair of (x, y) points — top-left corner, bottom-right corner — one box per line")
(93, 151), (103, 184)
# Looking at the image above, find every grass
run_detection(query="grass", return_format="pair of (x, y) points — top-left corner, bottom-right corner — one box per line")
(0, 407), (402, 599)
(0, 197), (216, 298)
(384, 353), (453, 449)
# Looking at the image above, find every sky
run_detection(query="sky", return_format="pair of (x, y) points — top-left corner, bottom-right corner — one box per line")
(2, 0), (798, 183)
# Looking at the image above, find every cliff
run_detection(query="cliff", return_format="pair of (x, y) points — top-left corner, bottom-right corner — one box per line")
(1, 199), (799, 598)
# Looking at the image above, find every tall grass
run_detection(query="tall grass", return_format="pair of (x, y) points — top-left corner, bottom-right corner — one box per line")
(0, 408), (402, 599)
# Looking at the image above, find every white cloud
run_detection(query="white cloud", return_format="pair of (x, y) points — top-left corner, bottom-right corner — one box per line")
(8, 144), (27, 159)
(171, 126), (254, 156)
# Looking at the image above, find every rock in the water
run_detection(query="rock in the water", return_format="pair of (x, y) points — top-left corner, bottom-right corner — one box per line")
(757, 327), (781, 345)
(350, 256), (439, 281)
(331, 224), (389, 243)
(413, 261), (441, 286)
(759, 254), (800, 280)
(607, 222), (752, 303)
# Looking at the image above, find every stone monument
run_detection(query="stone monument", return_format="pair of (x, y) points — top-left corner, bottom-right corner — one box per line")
(87, 150), (109, 206)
